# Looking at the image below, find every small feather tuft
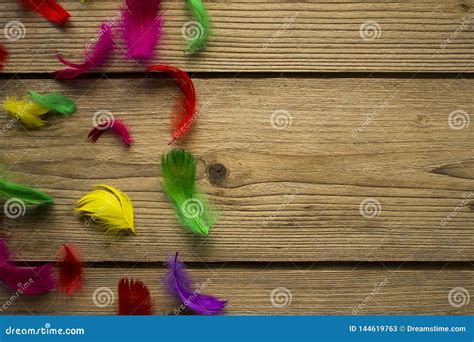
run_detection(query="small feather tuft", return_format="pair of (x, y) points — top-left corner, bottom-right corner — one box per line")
(0, 178), (54, 205)
(58, 243), (84, 295)
(146, 64), (197, 143)
(18, 0), (70, 25)
(0, 45), (8, 72)
(118, 278), (154, 315)
(75, 184), (137, 236)
(28, 91), (76, 116)
(0, 239), (56, 295)
(121, 0), (163, 63)
(165, 252), (226, 315)
(185, 0), (212, 54)
(2, 96), (49, 129)
(161, 149), (216, 236)
(53, 23), (114, 79)
(88, 119), (133, 147)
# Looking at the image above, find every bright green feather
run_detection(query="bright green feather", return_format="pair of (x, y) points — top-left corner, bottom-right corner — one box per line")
(28, 91), (76, 116)
(0, 178), (54, 205)
(161, 149), (215, 236)
(186, 0), (211, 54)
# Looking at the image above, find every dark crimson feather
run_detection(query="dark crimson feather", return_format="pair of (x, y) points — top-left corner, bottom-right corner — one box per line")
(58, 244), (84, 295)
(118, 278), (153, 315)
(88, 119), (133, 147)
(146, 64), (197, 144)
(0, 45), (8, 72)
(18, 0), (70, 25)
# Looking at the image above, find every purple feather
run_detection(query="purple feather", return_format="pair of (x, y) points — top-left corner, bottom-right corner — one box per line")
(52, 23), (114, 79)
(121, 0), (163, 63)
(165, 253), (227, 315)
(0, 239), (56, 296)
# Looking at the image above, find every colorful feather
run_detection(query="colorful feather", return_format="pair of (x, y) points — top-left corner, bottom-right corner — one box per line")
(184, 0), (211, 54)
(121, 0), (163, 63)
(161, 149), (215, 236)
(28, 91), (76, 116)
(0, 178), (54, 205)
(75, 184), (137, 236)
(58, 244), (84, 295)
(53, 23), (114, 79)
(146, 64), (197, 143)
(0, 239), (56, 295)
(165, 252), (226, 315)
(2, 96), (49, 129)
(0, 45), (8, 72)
(118, 278), (153, 315)
(18, 0), (70, 25)
(88, 119), (133, 147)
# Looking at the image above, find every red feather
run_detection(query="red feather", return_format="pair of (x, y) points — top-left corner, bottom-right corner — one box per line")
(58, 244), (84, 295)
(146, 64), (197, 144)
(18, 0), (70, 25)
(88, 119), (134, 147)
(118, 278), (153, 315)
(0, 45), (7, 72)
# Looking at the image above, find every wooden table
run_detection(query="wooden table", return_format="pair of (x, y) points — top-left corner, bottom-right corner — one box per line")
(0, 0), (472, 315)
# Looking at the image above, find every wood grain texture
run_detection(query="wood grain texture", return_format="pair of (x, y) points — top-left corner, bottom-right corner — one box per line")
(1, 265), (472, 315)
(1, 0), (473, 73)
(0, 76), (472, 262)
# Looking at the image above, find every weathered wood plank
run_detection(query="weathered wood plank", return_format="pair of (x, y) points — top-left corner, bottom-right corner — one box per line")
(1, 0), (473, 73)
(0, 266), (471, 315)
(0, 77), (472, 262)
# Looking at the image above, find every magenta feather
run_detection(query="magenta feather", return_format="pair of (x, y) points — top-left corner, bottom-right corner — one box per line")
(121, 0), (163, 63)
(165, 253), (227, 315)
(52, 23), (114, 79)
(0, 239), (56, 295)
(88, 119), (134, 147)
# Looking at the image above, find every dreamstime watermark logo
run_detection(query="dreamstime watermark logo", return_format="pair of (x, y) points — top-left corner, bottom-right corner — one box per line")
(440, 192), (473, 227)
(84, 15), (119, 50)
(263, 13), (298, 49)
(440, 16), (473, 49)
(353, 278), (389, 314)
(448, 287), (470, 308)
(270, 287), (292, 308)
(174, 278), (212, 315)
(4, 198), (26, 219)
(270, 110), (292, 130)
(181, 198), (204, 219)
(4, 20), (26, 42)
(448, 110), (470, 130)
(0, 117), (19, 137)
(0, 279), (34, 313)
(352, 101), (388, 138)
(92, 110), (114, 129)
(263, 191), (297, 226)
(359, 21), (382, 41)
(92, 287), (114, 307)
(181, 21), (204, 42)
(359, 198), (382, 218)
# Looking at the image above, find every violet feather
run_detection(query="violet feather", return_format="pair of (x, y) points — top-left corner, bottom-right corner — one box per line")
(165, 252), (227, 315)
(0, 239), (56, 295)
(121, 0), (163, 63)
(53, 23), (114, 79)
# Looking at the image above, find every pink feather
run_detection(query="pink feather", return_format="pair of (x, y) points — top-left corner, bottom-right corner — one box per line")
(88, 119), (134, 147)
(121, 0), (163, 63)
(52, 23), (114, 79)
(0, 239), (56, 296)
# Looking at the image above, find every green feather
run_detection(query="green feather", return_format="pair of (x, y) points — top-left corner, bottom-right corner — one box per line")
(161, 149), (215, 236)
(0, 178), (54, 205)
(186, 0), (211, 54)
(28, 91), (76, 116)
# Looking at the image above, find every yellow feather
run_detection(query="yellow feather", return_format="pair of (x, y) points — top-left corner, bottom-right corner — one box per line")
(75, 184), (137, 236)
(2, 96), (49, 129)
